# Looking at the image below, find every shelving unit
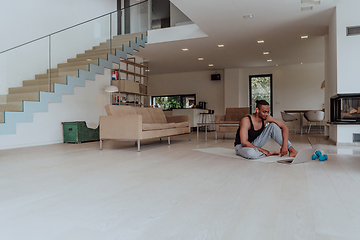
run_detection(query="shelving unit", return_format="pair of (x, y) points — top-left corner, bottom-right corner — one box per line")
(111, 57), (149, 107)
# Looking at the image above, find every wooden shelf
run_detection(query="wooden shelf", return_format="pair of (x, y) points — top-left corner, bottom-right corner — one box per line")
(115, 69), (147, 78)
(120, 91), (148, 96)
(120, 59), (147, 68)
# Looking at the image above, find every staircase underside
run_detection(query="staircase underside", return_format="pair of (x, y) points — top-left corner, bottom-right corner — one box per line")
(0, 32), (147, 135)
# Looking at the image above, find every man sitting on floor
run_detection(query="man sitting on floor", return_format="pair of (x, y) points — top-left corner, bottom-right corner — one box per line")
(234, 100), (298, 159)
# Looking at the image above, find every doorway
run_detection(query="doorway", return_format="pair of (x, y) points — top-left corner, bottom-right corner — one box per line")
(249, 74), (273, 115)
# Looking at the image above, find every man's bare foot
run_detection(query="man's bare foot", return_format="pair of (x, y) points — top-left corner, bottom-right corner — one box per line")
(289, 147), (298, 157)
(269, 151), (280, 156)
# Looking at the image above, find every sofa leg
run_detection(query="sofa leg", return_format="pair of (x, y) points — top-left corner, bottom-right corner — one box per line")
(100, 139), (102, 150)
(189, 133), (191, 141)
(168, 136), (170, 145)
(223, 133), (225, 139)
(137, 140), (140, 152)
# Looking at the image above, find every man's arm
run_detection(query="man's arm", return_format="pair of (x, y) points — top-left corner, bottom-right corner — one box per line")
(239, 117), (272, 156)
(266, 115), (289, 156)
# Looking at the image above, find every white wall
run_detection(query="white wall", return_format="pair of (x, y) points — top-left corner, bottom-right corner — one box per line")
(170, 2), (192, 27)
(327, 1), (360, 144)
(0, 70), (111, 150)
(148, 70), (224, 115)
(0, 0), (116, 94)
(234, 63), (325, 132)
(336, 0), (360, 94)
(224, 69), (240, 110)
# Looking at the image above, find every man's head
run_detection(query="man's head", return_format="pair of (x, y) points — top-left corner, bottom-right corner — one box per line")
(255, 100), (270, 120)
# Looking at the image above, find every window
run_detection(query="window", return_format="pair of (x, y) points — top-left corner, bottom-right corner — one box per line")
(152, 94), (196, 110)
(249, 74), (273, 115)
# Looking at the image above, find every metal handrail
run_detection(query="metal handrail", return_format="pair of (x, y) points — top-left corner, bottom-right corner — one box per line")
(0, 0), (148, 55)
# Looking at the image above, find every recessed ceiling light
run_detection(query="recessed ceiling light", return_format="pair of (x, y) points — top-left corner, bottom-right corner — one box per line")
(301, 35), (309, 39)
(243, 14), (254, 19)
(301, 0), (320, 4)
(198, 58), (204, 61)
(145, 69), (150, 72)
(267, 59), (272, 62)
(276, 64), (279, 67)
(301, 6), (313, 11)
(263, 51), (270, 55)
(182, 48), (188, 51)
(257, 40), (265, 44)
(218, 44), (225, 48)
(208, 64), (214, 67)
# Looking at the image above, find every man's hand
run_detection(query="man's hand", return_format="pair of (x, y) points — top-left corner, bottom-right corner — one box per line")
(280, 146), (288, 157)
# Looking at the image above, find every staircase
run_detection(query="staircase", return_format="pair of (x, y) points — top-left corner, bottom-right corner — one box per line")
(0, 32), (147, 135)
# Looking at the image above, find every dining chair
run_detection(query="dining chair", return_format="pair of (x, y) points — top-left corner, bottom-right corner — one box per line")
(281, 111), (297, 134)
(304, 110), (325, 134)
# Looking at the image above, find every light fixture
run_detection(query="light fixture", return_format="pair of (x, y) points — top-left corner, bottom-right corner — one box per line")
(301, 0), (320, 4)
(267, 59), (272, 62)
(86, 58), (92, 61)
(243, 14), (254, 19)
(301, 6), (313, 11)
(218, 44), (225, 48)
(276, 64), (279, 67)
(301, 35), (309, 39)
(208, 64), (214, 67)
(145, 69), (150, 72)
(321, 80), (325, 90)
(263, 51), (270, 55)
(182, 48), (188, 51)
(257, 40), (265, 44)
(301, 62), (303, 64)
(198, 58), (204, 61)
(105, 85), (118, 92)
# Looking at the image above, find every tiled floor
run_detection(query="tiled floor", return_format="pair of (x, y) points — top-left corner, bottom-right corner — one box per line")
(0, 132), (360, 240)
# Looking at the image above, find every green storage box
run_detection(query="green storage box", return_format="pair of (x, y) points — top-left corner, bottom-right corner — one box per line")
(62, 121), (99, 143)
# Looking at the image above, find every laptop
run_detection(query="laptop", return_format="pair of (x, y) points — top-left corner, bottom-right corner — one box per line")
(277, 148), (315, 164)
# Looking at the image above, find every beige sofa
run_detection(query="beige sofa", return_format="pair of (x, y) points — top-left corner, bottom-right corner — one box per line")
(99, 105), (190, 151)
(215, 107), (250, 138)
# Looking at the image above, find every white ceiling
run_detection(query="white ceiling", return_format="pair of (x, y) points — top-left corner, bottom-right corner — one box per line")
(136, 0), (337, 75)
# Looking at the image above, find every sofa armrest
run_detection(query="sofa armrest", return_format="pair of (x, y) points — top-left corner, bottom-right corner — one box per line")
(166, 115), (190, 123)
(99, 115), (142, 140)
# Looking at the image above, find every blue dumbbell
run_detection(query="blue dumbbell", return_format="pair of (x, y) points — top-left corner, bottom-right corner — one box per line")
(315, 150), (322, 157)
(319, 155), (326, 161)
(312, 154), (318, 160)
(324, 154), (328, 160)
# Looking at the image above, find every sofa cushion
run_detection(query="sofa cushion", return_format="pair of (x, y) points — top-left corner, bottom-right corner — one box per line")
(105, 105), (136, 116)
(173, 122), (189, 128)
(142, 123), (175, 131)
(133, 108), (153, 123)
(148, 108), (167, 123)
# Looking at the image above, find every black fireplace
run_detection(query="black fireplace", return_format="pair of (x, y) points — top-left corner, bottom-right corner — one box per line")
(331, 94), (360, 123)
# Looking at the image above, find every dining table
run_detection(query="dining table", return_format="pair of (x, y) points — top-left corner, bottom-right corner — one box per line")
(283, 110), (322, 134)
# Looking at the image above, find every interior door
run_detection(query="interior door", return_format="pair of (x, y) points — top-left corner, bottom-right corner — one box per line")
(249, 74), (273, 115)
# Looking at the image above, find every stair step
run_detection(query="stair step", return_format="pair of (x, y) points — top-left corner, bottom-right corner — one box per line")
(7, 92), (39, 102)
(9, 85), (51, 94)
(35, 70), (78, 80)
(67, 54), (109, 63)
(58, 59), (99, 68)
(76, 50), (115, 59)
(0, 102), (23, 112)
(23, 77), (67, 86)
(47, 64), (89, 73)
(0, 113), (4, 123)
(92, 41), (131, 51)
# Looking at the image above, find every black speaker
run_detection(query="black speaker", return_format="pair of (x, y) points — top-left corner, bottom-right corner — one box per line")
(211, 74), (221, 81)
